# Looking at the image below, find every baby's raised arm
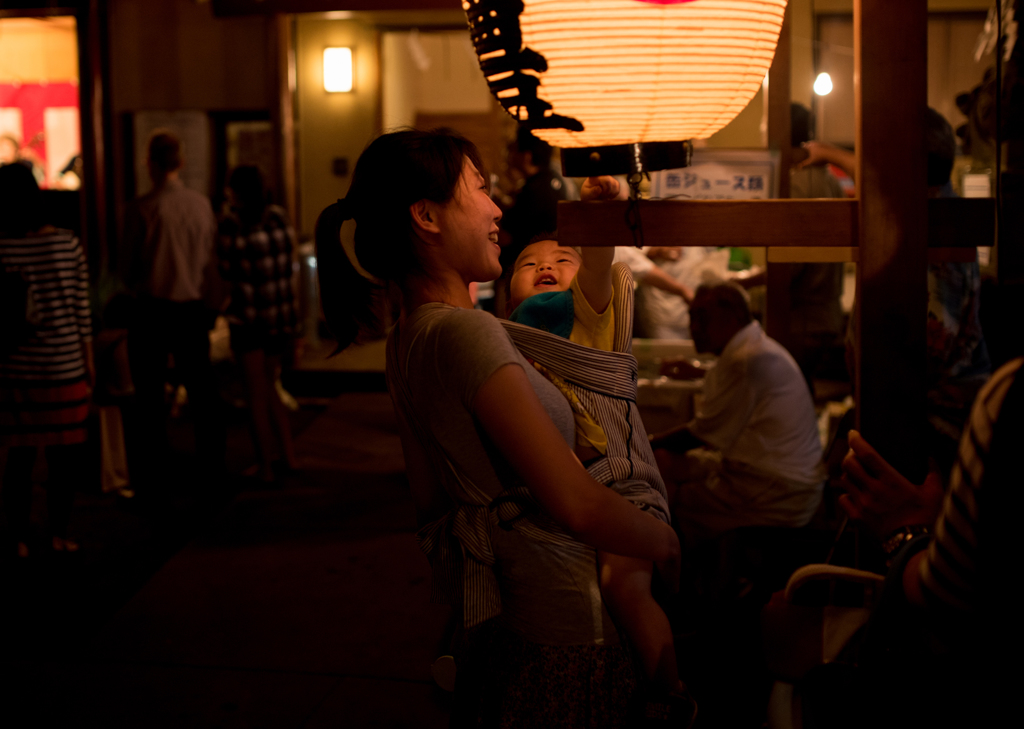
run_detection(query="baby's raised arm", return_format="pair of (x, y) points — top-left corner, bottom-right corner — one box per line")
(575, 176), (625, 313)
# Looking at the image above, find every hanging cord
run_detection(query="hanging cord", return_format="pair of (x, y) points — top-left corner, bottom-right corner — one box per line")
(624, 171), (649, 248)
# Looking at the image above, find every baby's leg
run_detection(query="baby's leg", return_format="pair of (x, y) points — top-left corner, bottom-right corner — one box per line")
(599, 552), (679, 691)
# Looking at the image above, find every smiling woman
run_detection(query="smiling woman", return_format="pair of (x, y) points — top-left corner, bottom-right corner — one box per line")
(314, 129), (680, 727)
(313, 129), (486, 348)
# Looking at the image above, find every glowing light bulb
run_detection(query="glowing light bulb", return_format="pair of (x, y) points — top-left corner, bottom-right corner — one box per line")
(813, 72), (833, 96)
(324, 48), (353, 93)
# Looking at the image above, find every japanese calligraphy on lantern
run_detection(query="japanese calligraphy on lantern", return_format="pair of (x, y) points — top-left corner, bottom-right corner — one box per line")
(464, 0), (788, 148)
(648, 149), (780, 200)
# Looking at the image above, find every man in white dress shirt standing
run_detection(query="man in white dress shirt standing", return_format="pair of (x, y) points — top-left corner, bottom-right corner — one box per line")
(123, 131), (225, 495)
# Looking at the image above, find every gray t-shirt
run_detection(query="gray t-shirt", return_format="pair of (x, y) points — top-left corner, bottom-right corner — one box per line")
(390, 304), (618, 645)
(396, 303), (575, 493)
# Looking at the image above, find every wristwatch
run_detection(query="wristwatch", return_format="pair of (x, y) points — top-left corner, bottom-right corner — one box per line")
(881, 525), (931, 562)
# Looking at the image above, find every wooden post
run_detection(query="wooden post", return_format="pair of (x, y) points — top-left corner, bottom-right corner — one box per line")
(854, 0), (929, 481)
(78, 0), (112, 278)
(765, 1), (794, 354)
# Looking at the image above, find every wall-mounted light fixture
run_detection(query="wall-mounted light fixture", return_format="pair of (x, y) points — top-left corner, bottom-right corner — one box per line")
(813, 72), (833, 96)
(324, 47), (353, 93)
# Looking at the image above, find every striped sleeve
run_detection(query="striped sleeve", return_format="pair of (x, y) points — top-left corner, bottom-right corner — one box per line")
(73, 237), (92, 341)
(918, 358), (1022, 610)
(0, 231), (89, 383)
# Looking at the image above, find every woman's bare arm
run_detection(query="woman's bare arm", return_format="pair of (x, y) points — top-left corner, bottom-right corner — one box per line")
(473, 363), (680, 589)
(800, 141), (857, 182)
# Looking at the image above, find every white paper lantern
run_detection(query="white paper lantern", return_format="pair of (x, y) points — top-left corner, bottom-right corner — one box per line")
(465, 0), (788, 149)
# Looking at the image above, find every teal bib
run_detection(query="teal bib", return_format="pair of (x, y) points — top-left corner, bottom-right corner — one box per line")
(508, 290), (574, 339)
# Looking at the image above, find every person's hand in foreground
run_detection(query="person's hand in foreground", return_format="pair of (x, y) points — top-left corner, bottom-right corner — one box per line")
(798, 141), (857, 180)
(839, 429), (945, 538)
(581, 176), (628, 202)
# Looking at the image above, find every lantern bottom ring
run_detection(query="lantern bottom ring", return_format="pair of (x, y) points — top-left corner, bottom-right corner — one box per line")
(561, 140), (693, 178)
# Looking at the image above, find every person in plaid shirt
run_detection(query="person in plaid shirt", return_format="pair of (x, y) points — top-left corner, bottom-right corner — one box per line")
(218, 165), (298, 483)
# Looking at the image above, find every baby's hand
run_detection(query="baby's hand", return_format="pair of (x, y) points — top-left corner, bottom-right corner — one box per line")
(581, 176), (625, 202)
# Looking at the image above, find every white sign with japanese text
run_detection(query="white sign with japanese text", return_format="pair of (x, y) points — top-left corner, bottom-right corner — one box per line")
(649, 148), (780, 201)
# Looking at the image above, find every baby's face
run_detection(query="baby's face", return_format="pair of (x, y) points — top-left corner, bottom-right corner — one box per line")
(509, 240), (582, 310)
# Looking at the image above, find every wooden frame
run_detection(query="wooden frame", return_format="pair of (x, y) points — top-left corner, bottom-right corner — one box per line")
(557, 0), (996, 477)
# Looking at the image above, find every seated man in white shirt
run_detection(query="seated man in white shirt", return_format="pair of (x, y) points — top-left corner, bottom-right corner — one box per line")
(649, 282), (825, 542)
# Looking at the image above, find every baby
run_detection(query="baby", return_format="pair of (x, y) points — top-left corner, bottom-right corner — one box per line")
(506, 179), (694, 725)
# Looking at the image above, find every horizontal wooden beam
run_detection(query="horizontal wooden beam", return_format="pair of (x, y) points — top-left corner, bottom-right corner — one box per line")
(557, 197), (995, 250)
(558, 199), (859, 249)
(768, 246), (858, 263)
(768, 247), (981, 264)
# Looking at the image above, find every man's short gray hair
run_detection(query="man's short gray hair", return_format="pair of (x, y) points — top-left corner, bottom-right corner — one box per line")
(693, 279), (753, 325)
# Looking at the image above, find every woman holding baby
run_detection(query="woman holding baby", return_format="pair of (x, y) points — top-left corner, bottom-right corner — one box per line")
(315, 129), (682, 728)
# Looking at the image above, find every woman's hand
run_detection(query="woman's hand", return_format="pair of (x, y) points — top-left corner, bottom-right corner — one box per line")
(798, 141), (857, 181)
(839, 430), (945, 538)
(581, 176), (627, 202)
(797, 141), (833, 168)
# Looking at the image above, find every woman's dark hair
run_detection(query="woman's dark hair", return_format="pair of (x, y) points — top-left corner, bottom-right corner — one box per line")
(228, 165), (268, 228)
(315, 128), (484, 350)
(0, 162), (45, 236)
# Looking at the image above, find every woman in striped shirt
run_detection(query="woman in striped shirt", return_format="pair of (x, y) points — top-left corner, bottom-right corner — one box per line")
(0, 162), (93, 557)
(838, 357), (1023, 726)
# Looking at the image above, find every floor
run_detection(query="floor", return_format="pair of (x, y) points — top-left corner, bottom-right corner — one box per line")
(1, 391), (454, 728)
(0, 341), (851, 727)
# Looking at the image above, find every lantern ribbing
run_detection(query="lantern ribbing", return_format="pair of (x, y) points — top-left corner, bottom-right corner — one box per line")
(465, 0), (787, 148)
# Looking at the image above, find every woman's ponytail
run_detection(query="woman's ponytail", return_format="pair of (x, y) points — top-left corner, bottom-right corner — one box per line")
(314, 199), (383, 352)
